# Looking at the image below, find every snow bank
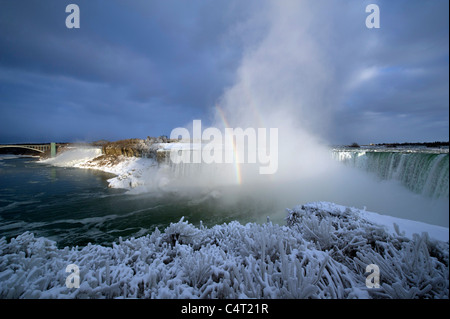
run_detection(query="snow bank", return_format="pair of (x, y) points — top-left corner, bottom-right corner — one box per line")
(1, 202), (448, 299)
(41, 147), (164, 193)
(77, 155), (162, 193)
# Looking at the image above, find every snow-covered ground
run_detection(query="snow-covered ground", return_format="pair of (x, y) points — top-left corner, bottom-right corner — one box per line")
(304, 202), (449, 243)
(0, 202), (448, 298)
(78, 155), (162, 193)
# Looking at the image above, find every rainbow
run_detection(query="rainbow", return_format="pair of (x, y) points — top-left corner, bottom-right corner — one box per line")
(215, 105), (242, 185)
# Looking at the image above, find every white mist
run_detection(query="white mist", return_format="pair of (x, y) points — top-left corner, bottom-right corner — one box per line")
(171, 1), (450, 228)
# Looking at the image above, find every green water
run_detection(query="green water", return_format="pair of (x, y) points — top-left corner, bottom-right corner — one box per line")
(0, 156), (274, 248)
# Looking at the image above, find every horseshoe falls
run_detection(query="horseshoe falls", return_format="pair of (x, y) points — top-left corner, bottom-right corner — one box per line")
(332, 149), (449, 200)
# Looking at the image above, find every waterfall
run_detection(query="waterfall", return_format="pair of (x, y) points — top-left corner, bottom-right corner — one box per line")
(158, 149), (242, 188)
(332, 149), (449, 199)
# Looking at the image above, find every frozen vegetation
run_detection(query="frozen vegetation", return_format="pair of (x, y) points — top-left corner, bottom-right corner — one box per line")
(0, 202), (448, 299)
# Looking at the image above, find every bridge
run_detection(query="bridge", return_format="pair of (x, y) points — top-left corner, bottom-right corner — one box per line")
(0, 143), (57, 157)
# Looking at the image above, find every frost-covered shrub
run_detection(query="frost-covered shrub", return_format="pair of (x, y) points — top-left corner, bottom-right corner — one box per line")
(286, 202), (449, 299)
(162, 217), (200, 246)
(354, 232), (449, 299)
(0, 202), (448, 299)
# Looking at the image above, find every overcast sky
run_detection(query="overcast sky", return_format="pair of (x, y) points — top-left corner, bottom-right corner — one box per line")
(0, 0), (448, 144)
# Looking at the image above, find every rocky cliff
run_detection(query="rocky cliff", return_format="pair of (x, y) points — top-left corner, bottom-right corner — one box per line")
(101, 136), (172, 162)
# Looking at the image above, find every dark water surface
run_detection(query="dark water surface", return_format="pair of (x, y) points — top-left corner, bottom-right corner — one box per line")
(0, 156), (272, 247)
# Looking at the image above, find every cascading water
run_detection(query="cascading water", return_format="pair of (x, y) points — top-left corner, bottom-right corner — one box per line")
(159, 148), (242, 189)
(332, 149), (449, 199)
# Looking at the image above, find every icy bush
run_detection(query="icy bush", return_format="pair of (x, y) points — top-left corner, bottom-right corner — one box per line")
(162, 217), (201, 246)
(0, 202), (448, 299)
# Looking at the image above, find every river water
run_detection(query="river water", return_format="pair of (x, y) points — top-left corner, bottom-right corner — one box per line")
(0, 155), (274, 247)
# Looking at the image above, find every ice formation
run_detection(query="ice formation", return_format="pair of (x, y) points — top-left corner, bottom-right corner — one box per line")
(0, 202), (448, 299)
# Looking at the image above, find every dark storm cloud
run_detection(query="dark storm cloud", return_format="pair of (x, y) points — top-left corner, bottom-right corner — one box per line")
(0, 0), (448, 144)
(0, 0), (257, 142)
(327, 0), (449, 144)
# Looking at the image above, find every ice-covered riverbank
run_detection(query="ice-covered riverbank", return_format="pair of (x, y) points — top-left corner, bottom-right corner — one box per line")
(78, 155), (161, 193)
(0, 202), (448, 299)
